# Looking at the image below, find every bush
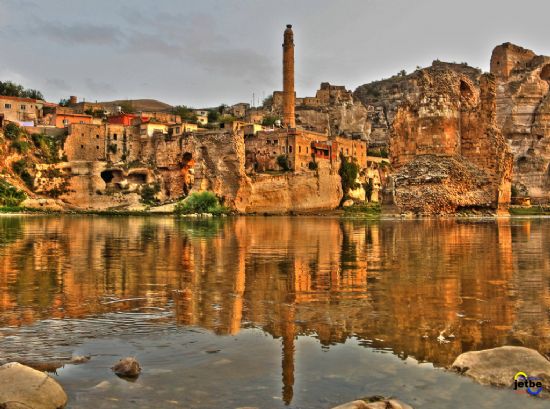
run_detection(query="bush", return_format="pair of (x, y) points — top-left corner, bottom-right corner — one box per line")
(4, 123), (21, 140)
(308, 160), (318, 170)
(140, 183), (161, 205)
(31, 133), (62, 163)
(277, 155), (291, 171)
(175, 191), (227, 215)
(12, 159), (33, 189)
(10, 139), (29, 154)
(0, 179), (26, 207)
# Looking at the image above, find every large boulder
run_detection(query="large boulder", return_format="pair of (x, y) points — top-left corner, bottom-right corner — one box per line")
(0, 362), (68, 409)
(331, 396), (413, 409)
(451, 346), (550, 397)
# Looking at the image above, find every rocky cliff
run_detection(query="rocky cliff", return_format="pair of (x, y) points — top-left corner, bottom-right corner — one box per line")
(295, 101), (370, 139)
(354, 61), (482, 148)
(385, 67), (512, 214)
(490, 43), (550, 203)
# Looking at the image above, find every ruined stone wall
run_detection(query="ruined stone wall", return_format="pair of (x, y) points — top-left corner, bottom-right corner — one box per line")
(65, 124), (107, 161)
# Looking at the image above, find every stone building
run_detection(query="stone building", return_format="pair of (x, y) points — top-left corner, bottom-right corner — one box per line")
(245, 129), (367, 173)
(0, 96), (44, 123)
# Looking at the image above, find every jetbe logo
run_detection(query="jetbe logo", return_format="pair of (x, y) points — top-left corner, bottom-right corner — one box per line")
(513, 371), (543, 396)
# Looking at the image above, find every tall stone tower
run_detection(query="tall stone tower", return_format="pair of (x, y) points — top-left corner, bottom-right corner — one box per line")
(282, 24), (296, 128)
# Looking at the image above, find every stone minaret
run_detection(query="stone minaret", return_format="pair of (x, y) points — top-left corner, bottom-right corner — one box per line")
(282, 24), (296, 128)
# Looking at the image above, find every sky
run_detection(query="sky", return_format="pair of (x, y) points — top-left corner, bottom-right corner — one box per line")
(1, 0), (549, 108)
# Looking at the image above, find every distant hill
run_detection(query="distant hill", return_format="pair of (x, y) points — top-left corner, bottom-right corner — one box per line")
(99, 99), (173, 113)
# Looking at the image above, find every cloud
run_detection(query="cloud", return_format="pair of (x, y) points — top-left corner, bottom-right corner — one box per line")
(46, 78), (70, 91)
(85, 78), (115, 94)
(39, 22), (124, 46)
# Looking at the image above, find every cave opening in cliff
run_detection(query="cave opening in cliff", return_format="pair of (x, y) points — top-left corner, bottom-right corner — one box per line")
(540, 64), (550, 81)
(459, 80), (474, 101)
(127, 172), (147, 184)
(100, 169), (123, 184)
(181, 152), (193, 166)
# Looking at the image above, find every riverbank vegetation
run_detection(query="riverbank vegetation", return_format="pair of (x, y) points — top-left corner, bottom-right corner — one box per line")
(175, 191), (229, 215)
(343, 202), (381, 217)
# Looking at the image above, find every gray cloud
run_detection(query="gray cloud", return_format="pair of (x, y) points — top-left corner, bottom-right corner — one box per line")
(85, 78), (115, 95)
(0, 0), (549, 108)
(39, 21), (124, 46)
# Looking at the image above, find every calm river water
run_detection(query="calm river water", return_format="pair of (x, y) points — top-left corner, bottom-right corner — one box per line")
(0, 215), (549, 408)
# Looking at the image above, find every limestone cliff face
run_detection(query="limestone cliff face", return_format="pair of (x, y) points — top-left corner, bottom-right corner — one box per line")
(296, 100), (370, 139)
(387, 67), (512, 214)
(238, 168), (342, 213)
(354, 61), (482, 148)
(491, 43), (550, 202)
(55, 131), (343, 213)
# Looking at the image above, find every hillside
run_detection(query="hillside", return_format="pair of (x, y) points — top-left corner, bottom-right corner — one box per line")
(99, 99), (173, 112)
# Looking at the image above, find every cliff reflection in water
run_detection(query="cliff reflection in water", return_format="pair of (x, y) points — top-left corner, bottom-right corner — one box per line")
(1, 216), (550, 402)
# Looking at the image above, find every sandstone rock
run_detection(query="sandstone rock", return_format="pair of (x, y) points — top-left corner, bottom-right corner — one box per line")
(342, 199), (354, 207)
(70, 355), (90, 364)
(331, 396), (413, 409)
(21, 198), (66, 211)
(112, 357), (141, 378)
(451, 346), (550, 395)
(491, 42), (550, 204)
(0, 362), (68, 409)
(392, 155), (496, 214)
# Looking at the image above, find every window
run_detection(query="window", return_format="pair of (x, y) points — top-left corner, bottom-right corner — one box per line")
(346, 148), (349, 155)
(96, 146), (99, 150)
(96, 135), (100, 139)
(81, 133), (84, 137)
(289, 146), (293, 153)
(79, 121), (85, 124)
(81, 145), (84, 149)
(4, 103), (11, 109)
(113, 134), (118, 140)
(299, 146), (302, 153)
(20, 105), (26, 110)
(306, 147), (309, 154)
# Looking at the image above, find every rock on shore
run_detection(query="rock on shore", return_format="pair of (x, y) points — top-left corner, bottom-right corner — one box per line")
(0, 362), (67, 409)
(331, 396), (413, 409)
(451, 346), (550, 396)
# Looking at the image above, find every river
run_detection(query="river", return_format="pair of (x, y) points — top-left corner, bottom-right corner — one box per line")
(0, 215), (549, 408)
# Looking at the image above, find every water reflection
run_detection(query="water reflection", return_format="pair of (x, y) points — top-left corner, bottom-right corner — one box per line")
(0, 216), (550, 405)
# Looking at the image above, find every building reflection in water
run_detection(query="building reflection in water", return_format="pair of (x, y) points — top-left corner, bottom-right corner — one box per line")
(0, 216), (549, 405)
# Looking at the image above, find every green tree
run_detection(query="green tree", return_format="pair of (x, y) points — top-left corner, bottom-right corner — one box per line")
(262, 95), (273, 107)
(277, 155), (291, 171)
(0, 81), (44, 100)
(207, 109), (220, 123)
(173, 105), (197, 123)
(22, 89), (44, 100)
(0, 81), (24, 97)
(262, 115), (280, 126)
(339, 153), (360, 199)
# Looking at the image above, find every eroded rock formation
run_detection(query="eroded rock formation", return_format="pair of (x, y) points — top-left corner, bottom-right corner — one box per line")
(491, 43), (550, 203)
(386, 67), (512, 214)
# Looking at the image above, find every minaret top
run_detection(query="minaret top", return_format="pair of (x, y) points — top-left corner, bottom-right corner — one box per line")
(284, 24), (293, 46)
